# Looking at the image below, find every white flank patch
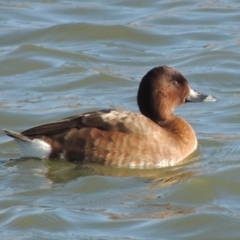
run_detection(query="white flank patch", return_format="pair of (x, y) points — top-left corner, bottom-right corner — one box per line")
(15, 138), (51, 158)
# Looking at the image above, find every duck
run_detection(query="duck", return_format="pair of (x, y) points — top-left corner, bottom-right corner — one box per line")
(3, 66), (216, 168)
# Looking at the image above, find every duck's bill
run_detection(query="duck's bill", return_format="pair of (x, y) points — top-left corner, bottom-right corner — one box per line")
(186, 88), (217, 102)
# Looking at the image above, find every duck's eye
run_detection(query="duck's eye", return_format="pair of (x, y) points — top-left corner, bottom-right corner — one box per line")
(173, 80), (179, 85)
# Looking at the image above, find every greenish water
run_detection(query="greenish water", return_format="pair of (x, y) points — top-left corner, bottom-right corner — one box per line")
(1, 0), (240, 239)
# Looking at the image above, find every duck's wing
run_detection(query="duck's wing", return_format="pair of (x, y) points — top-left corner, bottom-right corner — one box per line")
(21, 109), (158, 137)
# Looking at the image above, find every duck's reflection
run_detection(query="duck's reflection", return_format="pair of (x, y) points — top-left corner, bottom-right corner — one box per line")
(2, 151), (199, 187)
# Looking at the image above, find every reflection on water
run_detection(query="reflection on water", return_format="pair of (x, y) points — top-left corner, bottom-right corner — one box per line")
(5, 156), (198, 187)
(107, 203), (195, 220)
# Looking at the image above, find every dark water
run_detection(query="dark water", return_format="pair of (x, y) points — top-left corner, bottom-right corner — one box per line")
(1, 0), (240, 239)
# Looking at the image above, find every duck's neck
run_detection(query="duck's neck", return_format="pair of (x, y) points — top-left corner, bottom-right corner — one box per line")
(158, 115), (198, 157)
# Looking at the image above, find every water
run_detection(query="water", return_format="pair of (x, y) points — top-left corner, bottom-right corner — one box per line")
(0, 0), (240, 239)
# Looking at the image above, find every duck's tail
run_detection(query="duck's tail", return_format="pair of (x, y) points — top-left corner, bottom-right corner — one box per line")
(3, 129), (51, 158)
(3, 129), (31, 141)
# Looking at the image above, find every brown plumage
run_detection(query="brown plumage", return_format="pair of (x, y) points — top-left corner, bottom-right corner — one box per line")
(4, 66), (216, 168)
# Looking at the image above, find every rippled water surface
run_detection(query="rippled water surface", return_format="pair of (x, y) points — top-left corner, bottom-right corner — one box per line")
(1, 0), (240, 239)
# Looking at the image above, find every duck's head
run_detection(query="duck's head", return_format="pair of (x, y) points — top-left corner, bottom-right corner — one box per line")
(137, 66), (216, 122)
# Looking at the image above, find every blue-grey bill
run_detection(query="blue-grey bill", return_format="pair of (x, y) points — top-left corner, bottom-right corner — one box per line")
(186, 88), (217, 102)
